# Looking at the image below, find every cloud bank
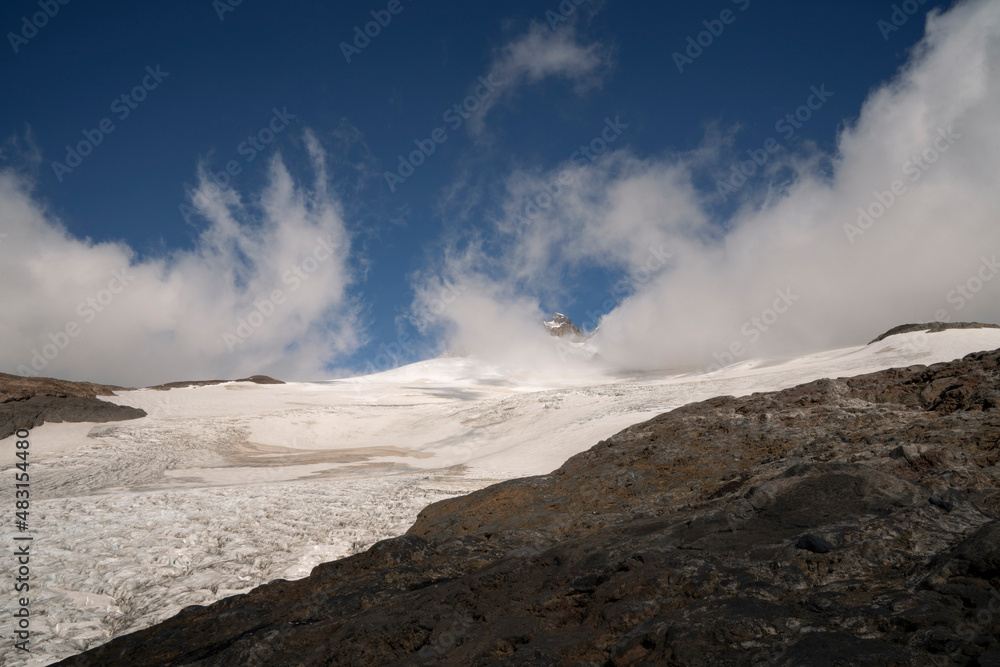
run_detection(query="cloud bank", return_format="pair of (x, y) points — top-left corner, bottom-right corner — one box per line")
(0, 131), (360, 386)
(5, 1), (999, 385)
(414, 0), (1000, 374)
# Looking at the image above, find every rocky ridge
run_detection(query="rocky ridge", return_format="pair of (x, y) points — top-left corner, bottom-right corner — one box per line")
(0, 373), (146, 440)
(145, 375), (285, 390)
(869, 321), (1000, 344)
(60, 338), (1000, 666)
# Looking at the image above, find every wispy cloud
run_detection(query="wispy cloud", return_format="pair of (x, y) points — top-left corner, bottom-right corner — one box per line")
(468, 22), (611, 137)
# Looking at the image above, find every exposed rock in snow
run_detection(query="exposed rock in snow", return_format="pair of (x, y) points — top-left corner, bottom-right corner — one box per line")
(146, 375), (285, 391)
(869, 321), (1000, 344)
(0, 373), (145, 440)
(543, 313), (584, 340)
(0, 372), (133, 404)
(543, 313), (599, 362)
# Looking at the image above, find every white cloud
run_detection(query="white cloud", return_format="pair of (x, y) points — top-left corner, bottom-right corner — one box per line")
(415, 0), (1000, 374)
(0, 132), (362, 386)
(468, 22), (610, 137)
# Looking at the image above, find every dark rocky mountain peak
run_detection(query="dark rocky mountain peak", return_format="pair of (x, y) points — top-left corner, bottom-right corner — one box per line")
(544, 312), (584, 340)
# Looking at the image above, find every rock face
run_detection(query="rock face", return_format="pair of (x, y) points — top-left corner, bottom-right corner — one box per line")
(869, 321), (1000, 344)
(544, 313), (585, 340)
(0, 373), (145, 440)
(60, 350), (1000, 666)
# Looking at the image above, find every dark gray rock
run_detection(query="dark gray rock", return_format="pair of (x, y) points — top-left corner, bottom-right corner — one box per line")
(930, 497), (955, 512)
(796, 533), (834, 553)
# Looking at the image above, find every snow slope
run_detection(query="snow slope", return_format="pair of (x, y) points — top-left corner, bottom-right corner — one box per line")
(2, 328), (999, 664)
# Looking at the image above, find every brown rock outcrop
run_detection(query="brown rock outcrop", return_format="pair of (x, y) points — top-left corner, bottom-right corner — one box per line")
(544, 313), (585, 340)
(0, 373), (145, 439)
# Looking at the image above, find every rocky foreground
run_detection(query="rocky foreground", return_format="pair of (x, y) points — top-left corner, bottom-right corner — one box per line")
(61, 347), (1000, 666)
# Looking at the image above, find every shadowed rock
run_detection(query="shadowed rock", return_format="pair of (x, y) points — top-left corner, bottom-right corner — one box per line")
(60, 348), (1000, 666)
(796, 533), (834, 554)
(0, 373), (145, 439)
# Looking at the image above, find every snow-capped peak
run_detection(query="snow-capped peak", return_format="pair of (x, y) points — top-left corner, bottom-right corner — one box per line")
(544, 313), (584, 340)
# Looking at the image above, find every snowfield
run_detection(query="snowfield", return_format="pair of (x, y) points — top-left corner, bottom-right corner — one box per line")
(3, 328), (1000, 665)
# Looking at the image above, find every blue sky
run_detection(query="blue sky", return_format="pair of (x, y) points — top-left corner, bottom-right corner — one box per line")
(4, 0), (1000, 385)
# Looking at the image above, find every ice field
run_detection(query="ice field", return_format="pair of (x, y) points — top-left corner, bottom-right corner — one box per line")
(3, 327), (1000, 665)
